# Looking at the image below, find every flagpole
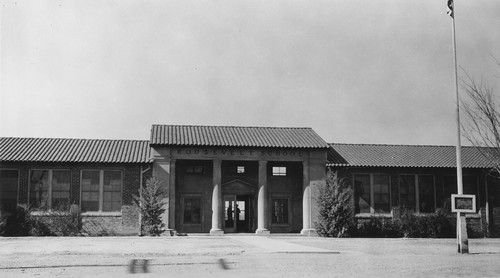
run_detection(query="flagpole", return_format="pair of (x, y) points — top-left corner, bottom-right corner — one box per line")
(449, 0), (468, 254)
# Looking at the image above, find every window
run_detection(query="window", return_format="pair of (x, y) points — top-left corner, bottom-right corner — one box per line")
(272, 167), (287, 176)
(183, 196), (201, 224)
(398, 175), (435, 213)
(0, 169), (19, 211)
(443, 175), (478, 211)
(236, 166), (245, 174)
(236, 201), (245, 221)
(29, 170), (71, 210)
(399, 175), (416, 209)
(354, 174), (371, 213)
(185, 165), (205, 175)
(418, 175), (435, 213)
(354, 173), (391, 214)
(81, 170), (122, 212)
(272, 199), (288, 224)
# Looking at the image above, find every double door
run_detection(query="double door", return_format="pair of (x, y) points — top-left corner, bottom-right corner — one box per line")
(224, 195), (253, 233)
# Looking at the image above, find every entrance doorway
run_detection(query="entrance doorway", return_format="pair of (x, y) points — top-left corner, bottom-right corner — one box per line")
(224, 195), (253, 233)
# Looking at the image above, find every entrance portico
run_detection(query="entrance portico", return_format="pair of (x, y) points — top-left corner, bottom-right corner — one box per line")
(150, 125), (328, 235)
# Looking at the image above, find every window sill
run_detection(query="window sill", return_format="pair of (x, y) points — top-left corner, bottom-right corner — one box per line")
(30, 211), (71, 216)
(355, 213), (392, 218)
(457, 213), (481, 219)
(81, 212), (122, 217)
(355, 212), (481, 219)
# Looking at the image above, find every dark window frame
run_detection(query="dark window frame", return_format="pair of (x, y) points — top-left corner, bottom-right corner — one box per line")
(182, 194), (203, 225)
(0, 169), (20, 211)
(353, 173), (391, 214)
(29, 169), (71, 210)
(80, 169), (123, 213)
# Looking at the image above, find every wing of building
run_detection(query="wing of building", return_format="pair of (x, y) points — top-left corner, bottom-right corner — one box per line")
(1, 125), (499, 236)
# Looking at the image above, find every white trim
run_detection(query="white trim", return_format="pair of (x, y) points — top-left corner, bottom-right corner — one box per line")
(81, 212), (122, 217)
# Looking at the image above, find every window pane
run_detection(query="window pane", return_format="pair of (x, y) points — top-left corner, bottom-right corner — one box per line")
(103, 171), (121, 212)
(236, 201), (245, 221)
(30, 170), (49, 209)
(442, 176), (457, 210)
(272, 199), (288, 224)
(272, 167), (287, 176)
(419, 175), (435, 213)
(463, 176), (478, 195)
(373, 174), (390, 213)
(52, 170), (71, 209)
(399, 175), (416, 210)
(81, 170), (100, 212)
(184, 197), (201, 224)
(0, 170), (19, 211)
(237, 166), (245, 174)
(354, 174), (371, 213)
(225, 200), (234, 227)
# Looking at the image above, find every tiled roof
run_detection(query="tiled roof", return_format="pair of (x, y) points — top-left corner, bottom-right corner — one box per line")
(0, 137), (151, 163)
(150, 125), (329, 148)
(328, 143), (497, 168)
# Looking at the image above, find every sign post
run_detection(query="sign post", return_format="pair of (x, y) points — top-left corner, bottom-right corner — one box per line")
(451, 194), (476, 253)
(447, 0), (469, 254)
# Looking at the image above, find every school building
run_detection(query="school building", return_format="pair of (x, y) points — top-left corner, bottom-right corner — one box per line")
(1, 125), (499, 236)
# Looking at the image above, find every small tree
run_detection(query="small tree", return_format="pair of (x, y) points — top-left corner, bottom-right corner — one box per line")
(461, 57), (500, 174)
(315, 169), (354, 237)
(133, 176), (167, 236)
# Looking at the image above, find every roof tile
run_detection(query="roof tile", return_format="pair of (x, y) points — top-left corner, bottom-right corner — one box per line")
(328, 143), (497, 168)
(150, 125), (328, 148)
(0, 137), (151, 163)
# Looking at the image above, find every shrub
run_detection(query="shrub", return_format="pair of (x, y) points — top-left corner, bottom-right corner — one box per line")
(0, 205), (34, 236)
(81, 219), (118, 236)
(133, 176), (168, 236)
(355, 216), (402, 238)
(41, 203), (82, 236)
(397, 206), (455, 238)
(354, 207), (456, 238)
(0, 205), (52, 236)
(315, 170), (355, 237)
(1, 203), (82, 237)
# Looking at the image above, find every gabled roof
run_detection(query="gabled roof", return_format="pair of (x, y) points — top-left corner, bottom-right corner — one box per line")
(328, 143), (497, 168)
(0, 137), (151, 163)
(150, 125), (329, 149)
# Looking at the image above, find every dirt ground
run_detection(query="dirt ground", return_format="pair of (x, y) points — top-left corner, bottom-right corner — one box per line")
(0, 235), (499, 277)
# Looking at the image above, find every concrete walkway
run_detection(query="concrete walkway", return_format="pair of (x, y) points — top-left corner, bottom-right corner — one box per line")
(227, 235), (336, 253)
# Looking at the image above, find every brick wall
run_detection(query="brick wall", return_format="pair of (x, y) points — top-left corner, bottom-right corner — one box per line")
(331, 166), (492, 237)
(0, 162), (152, 235)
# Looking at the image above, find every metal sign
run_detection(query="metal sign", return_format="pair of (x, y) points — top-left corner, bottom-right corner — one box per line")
(451, 194), (476, 213)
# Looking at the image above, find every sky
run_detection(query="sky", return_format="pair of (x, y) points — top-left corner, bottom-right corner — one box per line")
(1, 0), (499, 145)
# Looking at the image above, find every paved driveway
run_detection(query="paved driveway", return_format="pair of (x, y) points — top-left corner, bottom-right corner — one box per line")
(0, 235), (499, 277)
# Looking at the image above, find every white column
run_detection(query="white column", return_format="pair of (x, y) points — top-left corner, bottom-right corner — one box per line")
(210, 159), (224, 235)
(256, 160), (270, 235)
(301, 160), (315, 235)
